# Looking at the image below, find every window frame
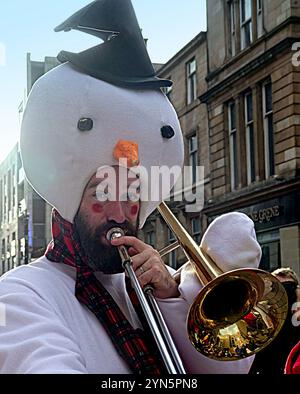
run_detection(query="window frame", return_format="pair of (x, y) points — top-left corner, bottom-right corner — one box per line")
(240, 0), (253, 50)
(191, 217), (201, 245)
(244, 91), (256, 184)
(262, 81), (275, 178)
(228, 0), (236, 56)
(186, 58), (197, 105)
(256, 0), (263, 38)
(188, 133), (198, 185)
(167, 228), (177, 269)
(228, 101), (239, 190)
(146, 230), (156, 248)
(1, 239), (5, 274)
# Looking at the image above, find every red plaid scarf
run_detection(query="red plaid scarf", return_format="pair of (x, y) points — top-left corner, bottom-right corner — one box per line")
(45, 209), (165, 375)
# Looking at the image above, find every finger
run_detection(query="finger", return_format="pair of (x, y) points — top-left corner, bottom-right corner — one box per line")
(130, 249), (154, 270)
(128, 247), (138, 256)
(137, 264), (164, 288)
(111, 236), (152, 254)
(131, 250), (166, 274)
(135, 262), (149, 278)
(134, 255), (162, 279)
(138, 270), (154, 288)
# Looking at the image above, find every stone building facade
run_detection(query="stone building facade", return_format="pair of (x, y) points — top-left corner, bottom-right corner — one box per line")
(0, 145), (20, 274)
(200, 0), (300, 276)
(0, 54), (59, 275)
(142, 32), (209, 269)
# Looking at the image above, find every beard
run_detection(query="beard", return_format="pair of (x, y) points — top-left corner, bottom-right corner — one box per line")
(73, 213), (139, 274)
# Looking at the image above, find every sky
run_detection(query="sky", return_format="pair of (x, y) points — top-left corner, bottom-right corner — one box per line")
(0, 0), (206, 163)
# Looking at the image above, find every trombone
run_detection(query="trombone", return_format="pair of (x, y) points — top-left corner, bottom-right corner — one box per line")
(107, 201), (288, 372)
(106, 226), (186, 374)
(158, 202), (288, 361)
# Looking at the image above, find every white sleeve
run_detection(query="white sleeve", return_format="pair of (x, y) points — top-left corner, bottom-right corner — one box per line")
(158, 263), (254, 374)
(0, 279), (88, 374)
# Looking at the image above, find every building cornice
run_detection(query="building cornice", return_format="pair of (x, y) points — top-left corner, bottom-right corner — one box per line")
(202, 177), (300, 216)
(200, 36), (297, 103)
(207, 17), (300, 81)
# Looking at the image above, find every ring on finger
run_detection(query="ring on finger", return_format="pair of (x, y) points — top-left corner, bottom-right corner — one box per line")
(139, 266), (145, 274)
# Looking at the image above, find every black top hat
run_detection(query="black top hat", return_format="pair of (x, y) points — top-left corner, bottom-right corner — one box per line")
(55, 0), (172, 89)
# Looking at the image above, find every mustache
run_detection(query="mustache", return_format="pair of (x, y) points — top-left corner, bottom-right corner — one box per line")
(93, 220), (137, 241)
(73, 213), (139, 274)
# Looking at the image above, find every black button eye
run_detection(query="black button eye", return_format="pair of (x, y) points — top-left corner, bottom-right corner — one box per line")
(161, 125), (175, 139)
(78, 118), (93, 132)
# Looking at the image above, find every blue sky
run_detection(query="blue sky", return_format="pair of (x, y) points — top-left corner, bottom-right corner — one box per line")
(0, 0), (206, 162)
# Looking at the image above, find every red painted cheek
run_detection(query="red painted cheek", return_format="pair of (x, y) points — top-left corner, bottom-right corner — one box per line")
(92, 203), (104, 214)
(130, 205), (139, 216)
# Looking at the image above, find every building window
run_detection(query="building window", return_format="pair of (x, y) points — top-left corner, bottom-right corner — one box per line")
(167, 228), (177, 269)
(257, 0), (263, 38)
(262, 82), (275, 178)
(1, 239), (5, 275)
(244, 92), (255, 184)
(11, 233), (16, 269)
(228, 0), (236, 56)
(12, 187), (16, 218)
(12, 165), (16, 216)
(3, 175), (7, 223)
(187, 58), (197, 104)
(7, 169), (11, 213)
(146, 231), (156, 248)
(6, 236), (10, 271)
(188, 134), (198, 184)
(257, 230), (280, 272)
(19, 166), (25, 184)
(228, 101), (238, 190)
(4, 196), (7, 223)
(191, 217), (201, 244)
(240, 0), (252, 50)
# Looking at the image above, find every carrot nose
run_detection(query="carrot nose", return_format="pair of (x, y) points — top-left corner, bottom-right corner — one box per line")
(113, 139), (139, 167)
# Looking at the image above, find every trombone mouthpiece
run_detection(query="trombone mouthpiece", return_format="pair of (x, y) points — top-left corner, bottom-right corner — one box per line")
(106, 227), (125, 243)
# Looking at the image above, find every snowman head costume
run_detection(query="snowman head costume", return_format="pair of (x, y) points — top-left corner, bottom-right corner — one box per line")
(20, 0), (184, 229)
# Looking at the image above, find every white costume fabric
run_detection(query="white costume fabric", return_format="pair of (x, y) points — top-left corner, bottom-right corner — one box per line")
(0, 259), (253, 374)
(0, 213), (260, 374)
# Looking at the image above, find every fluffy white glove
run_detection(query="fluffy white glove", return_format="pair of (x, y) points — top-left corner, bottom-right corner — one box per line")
(200, 212), (261, 272)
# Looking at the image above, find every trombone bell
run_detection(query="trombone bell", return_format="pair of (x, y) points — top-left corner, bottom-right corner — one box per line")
(187, 268), (288, 360)
(158, 201), (289, 361)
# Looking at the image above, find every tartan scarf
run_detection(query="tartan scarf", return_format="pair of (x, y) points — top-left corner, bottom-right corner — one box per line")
(45, 209), (165, 375)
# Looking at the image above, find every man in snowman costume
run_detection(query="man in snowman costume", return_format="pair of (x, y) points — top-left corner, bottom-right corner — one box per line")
(0, 0), (261, 374)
